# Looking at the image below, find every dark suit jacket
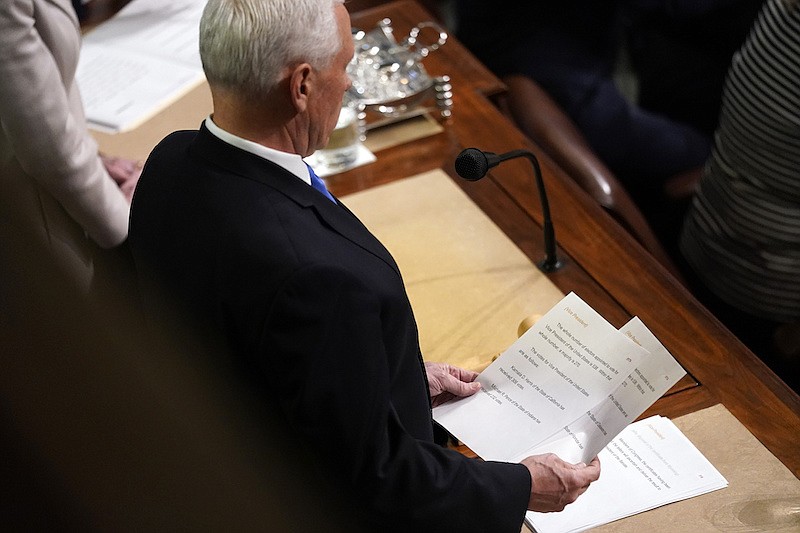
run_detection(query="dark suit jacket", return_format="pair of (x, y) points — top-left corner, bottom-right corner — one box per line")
(455, 0), (714, 188)
(129, 124), (530, 532)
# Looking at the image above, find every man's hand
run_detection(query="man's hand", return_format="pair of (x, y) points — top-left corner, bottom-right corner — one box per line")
(101, 155), (143, 203)
(424, 362), (481, 407)
(521, 454), (601, 512)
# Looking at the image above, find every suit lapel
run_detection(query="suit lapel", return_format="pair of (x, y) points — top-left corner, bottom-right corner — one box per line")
(189, 125), (402, 278)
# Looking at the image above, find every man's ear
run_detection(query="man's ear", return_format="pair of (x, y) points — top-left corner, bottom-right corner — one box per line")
(288, 63), (313, 113)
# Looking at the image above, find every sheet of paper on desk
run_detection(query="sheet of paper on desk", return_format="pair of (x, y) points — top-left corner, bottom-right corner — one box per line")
(525, 415), (728, 533)
(77, 0), (207, 132)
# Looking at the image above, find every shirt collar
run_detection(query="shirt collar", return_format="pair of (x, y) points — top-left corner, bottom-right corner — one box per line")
(204, 115), (311, 186)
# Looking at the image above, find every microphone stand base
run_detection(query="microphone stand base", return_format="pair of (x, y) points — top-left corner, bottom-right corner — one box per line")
(537, 258), (564, 273)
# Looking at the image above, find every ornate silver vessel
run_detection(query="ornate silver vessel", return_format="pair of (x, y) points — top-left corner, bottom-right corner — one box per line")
(347, 18), (453, 128)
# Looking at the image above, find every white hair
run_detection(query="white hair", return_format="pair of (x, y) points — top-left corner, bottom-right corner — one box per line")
(200, 0), (345, 99)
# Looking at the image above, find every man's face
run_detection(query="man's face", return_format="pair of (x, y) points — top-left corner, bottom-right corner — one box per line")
(307, 4), (354, 153)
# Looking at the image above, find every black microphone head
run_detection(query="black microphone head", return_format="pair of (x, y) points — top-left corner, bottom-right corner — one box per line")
(455, 148), (490, 181)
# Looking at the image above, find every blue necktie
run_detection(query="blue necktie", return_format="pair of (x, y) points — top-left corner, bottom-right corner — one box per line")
(305, 163), (336, 203)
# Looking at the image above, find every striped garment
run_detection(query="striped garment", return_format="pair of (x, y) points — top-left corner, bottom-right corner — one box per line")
(680, 0), (800, 323)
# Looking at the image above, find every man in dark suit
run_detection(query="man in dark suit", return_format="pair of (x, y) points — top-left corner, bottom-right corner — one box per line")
(128, 1), (600, 530)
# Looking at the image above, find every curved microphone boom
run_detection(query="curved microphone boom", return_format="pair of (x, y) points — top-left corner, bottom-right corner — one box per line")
(455, 147), (562, 272)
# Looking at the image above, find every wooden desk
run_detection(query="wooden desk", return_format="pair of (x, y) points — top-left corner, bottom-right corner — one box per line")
(92, 0), (799, 480)
(338, 1), (800, 479)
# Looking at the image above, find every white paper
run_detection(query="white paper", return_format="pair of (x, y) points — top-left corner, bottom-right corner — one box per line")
(433, 292), (659, 463)
(526, 416), (728, 533)
(431, 292), (726, 531)
(520, 317), (687, 464)
(77, 0), (208, 132)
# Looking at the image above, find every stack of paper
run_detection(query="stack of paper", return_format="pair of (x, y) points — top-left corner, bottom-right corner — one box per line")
(433, 292), (727, 531)
(77, 0), (207, 132)
(526, 415), (728, 533)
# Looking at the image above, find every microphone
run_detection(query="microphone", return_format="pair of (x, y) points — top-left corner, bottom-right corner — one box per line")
(455, 148), (562, 272)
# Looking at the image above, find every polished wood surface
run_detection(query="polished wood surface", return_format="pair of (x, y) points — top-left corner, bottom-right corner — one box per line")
(341, 1), (800, 476)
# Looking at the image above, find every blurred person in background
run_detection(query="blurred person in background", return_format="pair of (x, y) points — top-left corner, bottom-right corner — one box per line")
(453, 0), (752, 260)
(680, 0), (800, 393)
(0, 0), (141, 293)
